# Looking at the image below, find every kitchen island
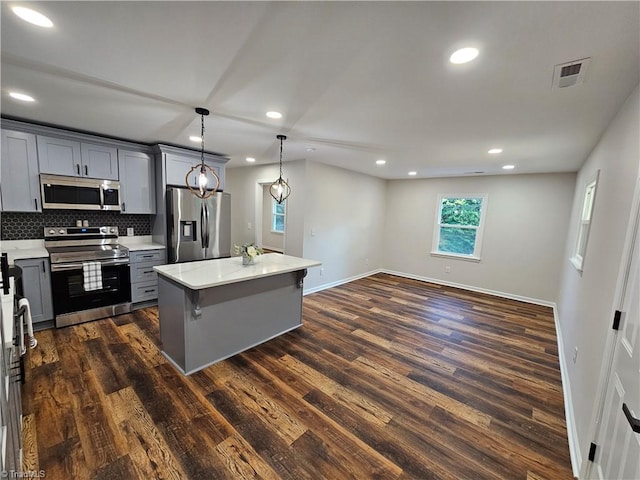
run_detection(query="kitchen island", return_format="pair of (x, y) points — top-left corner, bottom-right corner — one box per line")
(153, 253), (321, 375)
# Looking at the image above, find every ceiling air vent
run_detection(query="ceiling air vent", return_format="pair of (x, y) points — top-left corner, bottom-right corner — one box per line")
(552, 58), (590, 89)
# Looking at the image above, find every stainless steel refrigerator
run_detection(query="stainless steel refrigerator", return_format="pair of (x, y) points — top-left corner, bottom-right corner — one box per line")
(166, 187), (231, 263)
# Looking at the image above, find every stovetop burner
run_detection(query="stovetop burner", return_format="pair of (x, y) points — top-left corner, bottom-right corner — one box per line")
(44, 226), (129, 264)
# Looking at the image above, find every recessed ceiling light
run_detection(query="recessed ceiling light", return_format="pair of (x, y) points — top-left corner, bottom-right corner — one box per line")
(189, 135), (202, 142)
(502, 165), (515, 170)
(376, 159), (386, 165)
(306, 148), (315, 152)
(449, 47), (479, 64)
(9, 92), (35, 102)
(246, 157), (256, 163)
(408, 171), (417, 176)
(12, 6), (53, 28)
(266, 111), (282, 119)
(488, 148), (503, 154)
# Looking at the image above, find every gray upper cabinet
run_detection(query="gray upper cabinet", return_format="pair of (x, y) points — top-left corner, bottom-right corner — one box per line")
(37, 135), (118, 180)
(1, 129), (42, 212)
(36, 136), (81, 176)
(81, 143), (119, 180)
(165, 153), (226, 191)
(118, 149), (156, 214)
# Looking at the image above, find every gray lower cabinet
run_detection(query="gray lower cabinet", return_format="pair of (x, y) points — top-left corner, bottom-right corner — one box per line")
(37, 135), (119, 180)
(14, 258), (54, 325)
(130, 249), (166, 307)
(1, 129), (42, 212)
(118, 149), (156, 214)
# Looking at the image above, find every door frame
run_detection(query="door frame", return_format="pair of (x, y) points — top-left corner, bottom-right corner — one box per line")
(254, 179), (287, 253)
(584, 176), (640, 478)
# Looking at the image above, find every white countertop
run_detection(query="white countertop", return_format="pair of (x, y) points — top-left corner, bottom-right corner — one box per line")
(154, 253), (321, 290)
(118, 236), (165, 251)
(0, 240), (48, 264)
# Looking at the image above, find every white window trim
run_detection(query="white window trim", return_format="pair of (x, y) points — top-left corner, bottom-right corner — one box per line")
(430, 193), (488, 261)
(570, 170), (600, 273)
(271, 198), (286, 234)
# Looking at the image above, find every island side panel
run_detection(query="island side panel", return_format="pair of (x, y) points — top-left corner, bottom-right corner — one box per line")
(158, 275), (188, 372)
(183, 270), (304, 374)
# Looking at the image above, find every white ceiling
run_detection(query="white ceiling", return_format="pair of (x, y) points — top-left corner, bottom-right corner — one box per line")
(1, 1), (638, 179)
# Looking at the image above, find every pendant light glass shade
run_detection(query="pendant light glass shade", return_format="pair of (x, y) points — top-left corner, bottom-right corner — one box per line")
(186, 107), (220, 199)
(270, 135), (291, 204)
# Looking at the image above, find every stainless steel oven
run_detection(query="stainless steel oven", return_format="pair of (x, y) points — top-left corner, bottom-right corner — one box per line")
(45, 226), (131, 327)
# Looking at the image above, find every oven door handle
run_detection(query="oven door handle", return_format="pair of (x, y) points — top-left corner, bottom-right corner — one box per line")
(51, 259), (130, 272)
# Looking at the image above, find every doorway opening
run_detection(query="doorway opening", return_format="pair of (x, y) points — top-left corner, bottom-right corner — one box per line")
(254, 179), (286, 254)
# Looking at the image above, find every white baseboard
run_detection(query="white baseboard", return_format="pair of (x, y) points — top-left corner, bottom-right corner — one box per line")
(303, 268), (382, 295)
(304, 268), (553, 306)
(303, 268), (580, 477)
(380, 269), (555, 307)
(552, 305), (582, 478)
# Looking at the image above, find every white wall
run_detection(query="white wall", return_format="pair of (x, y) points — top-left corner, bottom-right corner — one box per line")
(383, 173), (576, 302)
(226, 160), (386, 291)
(556, 84), (640, 474)
(261, 186), (285, 251)
(225, 160), (306, 257)
(228, 163), (576, 302)
(301, 161), (386, 291)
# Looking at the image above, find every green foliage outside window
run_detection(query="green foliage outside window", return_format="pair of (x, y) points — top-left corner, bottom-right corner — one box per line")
(437, 197), (484, 255)
(438, 227), (477, 255)
(440, 198), (482, 226)
(273, 215), (285, 232)
(272, 199), (286, 233)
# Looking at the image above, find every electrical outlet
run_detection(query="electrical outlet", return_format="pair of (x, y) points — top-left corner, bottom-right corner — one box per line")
(445, 266), (451, 273)
(320, 267), (324, 276)
(127, 227), (134, 236)
(247, 222), (252, 230)
(573, 346), (578, 363)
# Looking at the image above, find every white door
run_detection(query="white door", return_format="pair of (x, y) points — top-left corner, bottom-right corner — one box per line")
(592, 187), (640, 479)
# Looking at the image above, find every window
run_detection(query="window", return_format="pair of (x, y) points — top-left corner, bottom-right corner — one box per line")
(432, 194), (487, 260)
(571, 171), (599, 272)
(272, 198), (285, 233)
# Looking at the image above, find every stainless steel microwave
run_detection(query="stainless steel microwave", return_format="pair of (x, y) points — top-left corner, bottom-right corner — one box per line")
(40, 174), (121, 211)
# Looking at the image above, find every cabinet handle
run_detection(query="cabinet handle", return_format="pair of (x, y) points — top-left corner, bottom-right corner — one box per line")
(144, 289), (156, 293)
(34, 198), (38, 210)
(84, 165), (88, 176)
(41, 260), (45, 273)
(142, 255), (154, 258)
(76, 164), (80, 175)
(122, 202), (126, 212)
(143, 270), (153, 274)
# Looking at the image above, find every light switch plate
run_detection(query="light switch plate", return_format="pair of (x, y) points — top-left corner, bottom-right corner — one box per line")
(127, 227), (134, 236)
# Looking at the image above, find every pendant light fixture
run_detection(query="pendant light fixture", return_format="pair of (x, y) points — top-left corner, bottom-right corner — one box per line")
(186, 107), (220, 199)
(270, 134), (291, 204)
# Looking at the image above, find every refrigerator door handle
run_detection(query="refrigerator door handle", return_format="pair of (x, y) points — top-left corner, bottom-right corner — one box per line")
(200, 201), (210, 249)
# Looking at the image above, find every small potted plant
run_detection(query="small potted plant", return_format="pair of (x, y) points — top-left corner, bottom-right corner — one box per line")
(234, 243), (264, 265)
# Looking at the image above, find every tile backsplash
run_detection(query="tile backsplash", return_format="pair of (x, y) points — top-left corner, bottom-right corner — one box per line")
(1, 210), (152, 240)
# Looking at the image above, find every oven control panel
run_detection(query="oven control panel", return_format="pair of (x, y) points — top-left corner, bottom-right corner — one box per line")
(44, 226), (118, 238)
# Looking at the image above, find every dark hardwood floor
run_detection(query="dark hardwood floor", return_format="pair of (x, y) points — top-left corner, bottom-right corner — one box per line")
(21, 273), (574, 479)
